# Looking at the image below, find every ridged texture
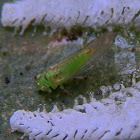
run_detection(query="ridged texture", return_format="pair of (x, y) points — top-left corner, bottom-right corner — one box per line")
(10, 80), (140, 140)
(1, 0), (140, 34)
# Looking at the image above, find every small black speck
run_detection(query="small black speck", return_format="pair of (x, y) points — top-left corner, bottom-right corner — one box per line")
(101, 11), (104, 14)
(2, 51), (8, 56)
(62, 100), (66, 104)
(66, 34), (78, 41)
(134, 125), (137, 128)
(19, 72), (23, 76)
(95, 90), (102, 95)
(84, 76), (88, 80)
(114, 97), (119, 101)
(131, 48), (135, 52)
(5, 77), (10, 85)
(34, 76), (37, 80)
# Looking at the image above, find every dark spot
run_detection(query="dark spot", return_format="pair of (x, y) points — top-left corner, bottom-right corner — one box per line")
(114, 97), (119, 101)
(23, 17), (26, 20)
(126, 92), (133, 97)
(93, 107), (97, 110)
(94, 90), (102, 95)
(2, 51), (8, 56)
(5, 77), (10, 85)
(131, 48), (136, 52)
(115, 128), (122, 136)
(79, 108), (86, 113)
(34, 76), (37, 80)
(19, 72), (23, 76)
(84, 76), (88, 80)
(61, 99), (66, 104)
(70, 25), (83, 36)
(66, 34), (78, 41)
(134, 125), (137, 129)
(101, 11), (104, 14)
(60, 28), (68, 36)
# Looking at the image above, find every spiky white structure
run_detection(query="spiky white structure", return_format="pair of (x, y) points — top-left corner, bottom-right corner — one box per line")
(10, 79), (140, 140)
(1, 0), (140, 34)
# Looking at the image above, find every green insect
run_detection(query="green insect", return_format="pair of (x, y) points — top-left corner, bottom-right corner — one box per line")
(36, 32), (114, 92)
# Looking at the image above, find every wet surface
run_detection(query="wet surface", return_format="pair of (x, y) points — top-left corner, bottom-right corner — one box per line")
(0, 1), (140, 140)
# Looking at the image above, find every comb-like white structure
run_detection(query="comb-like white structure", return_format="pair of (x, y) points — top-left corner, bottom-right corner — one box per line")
(1, 0), (140, 35)
(10, 79), (140, 140)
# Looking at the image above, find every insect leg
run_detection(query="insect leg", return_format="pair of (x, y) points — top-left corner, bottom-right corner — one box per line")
(60, 85), (71, 96)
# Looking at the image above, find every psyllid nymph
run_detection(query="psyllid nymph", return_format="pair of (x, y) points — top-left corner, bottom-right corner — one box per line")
(36, 32), (114, 92)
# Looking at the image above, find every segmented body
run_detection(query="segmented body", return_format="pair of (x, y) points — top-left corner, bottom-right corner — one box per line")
(36, 32), (114, 91)
(37, 48), (93, 91)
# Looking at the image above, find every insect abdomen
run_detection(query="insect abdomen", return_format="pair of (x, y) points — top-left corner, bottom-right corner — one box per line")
(47, 48), (94, 89)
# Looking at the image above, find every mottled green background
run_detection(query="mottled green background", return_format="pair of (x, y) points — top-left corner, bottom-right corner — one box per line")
(0, 0), (140, 140)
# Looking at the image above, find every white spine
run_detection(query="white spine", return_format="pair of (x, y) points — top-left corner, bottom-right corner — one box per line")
(10, 81), (140, 140)
(1, 0), (140, 34)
